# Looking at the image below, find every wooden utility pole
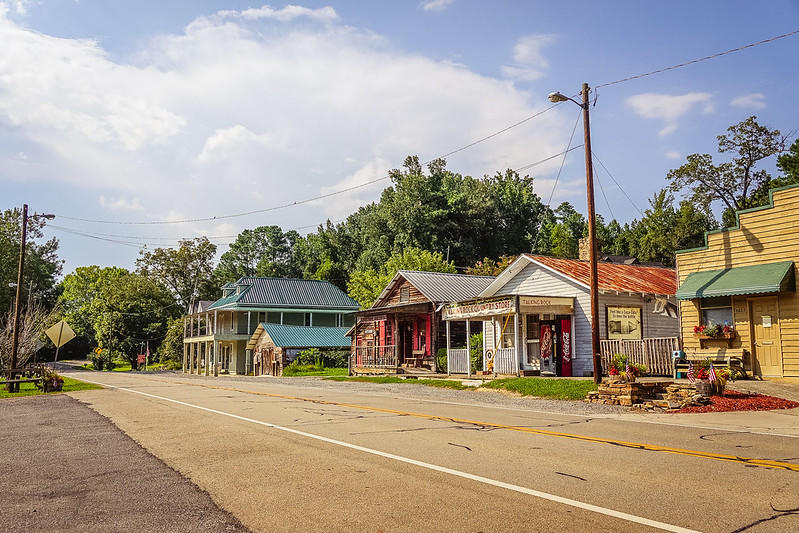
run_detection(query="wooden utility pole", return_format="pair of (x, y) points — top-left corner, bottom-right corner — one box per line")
(580, 83), (602, 384)
(7, 204), (28, 393)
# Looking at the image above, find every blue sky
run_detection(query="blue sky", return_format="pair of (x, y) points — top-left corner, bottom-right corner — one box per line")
(2, 0), (798, 274)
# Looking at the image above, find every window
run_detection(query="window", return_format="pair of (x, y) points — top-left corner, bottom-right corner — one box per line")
(526, 314), (540, 364)
(313, 313), (337, 327)
(266, 312), (281, 324)
(400, 286), (410, 302)
(282, 312), (304, 326)
(700, 296), (733, 327)
(385, 321), (393, 346)
(341, 313), (355, 327)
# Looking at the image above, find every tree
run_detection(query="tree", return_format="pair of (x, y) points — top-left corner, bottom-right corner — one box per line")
(0, 301), (57, 368)
(156, 316), (185, 368)
(466, 255), (517, 276)
(347, 247), (456, 308)
(544, 202), (586, 258)
(93, 273), (178, 366)
(667, 116), (784, 226)
(57, 266), (128, 342)
(214, 226), (300, 284)
(0, 207), (62, 314)
(136, 237), (218, 309)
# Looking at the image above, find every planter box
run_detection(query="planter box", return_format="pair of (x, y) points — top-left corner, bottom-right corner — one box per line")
(695, 331), (736, 348)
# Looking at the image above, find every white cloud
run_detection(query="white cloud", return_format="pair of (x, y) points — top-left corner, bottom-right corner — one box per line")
(626, 92), (713, 136)
(422, 0), (455, 12)
(0, 7), (571, 267)
(99, 196), (144, 211)
(501, 34), (555, 82)
(665, 151), (681, 160)
(216, 5), (338, 23)
(1, 1), (34, 16)
(730, 92), (766, 110)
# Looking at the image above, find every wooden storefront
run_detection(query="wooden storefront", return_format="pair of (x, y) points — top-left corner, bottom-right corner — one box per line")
(676, 185), (799, 377)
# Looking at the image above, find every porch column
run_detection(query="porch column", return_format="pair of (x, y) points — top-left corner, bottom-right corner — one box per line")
(466, 319), (471, 378)
(205, 341), (210, 376)
(182, 343), (187, 373)
(206, 312), (209, 335)
(214, 310), (218, 335)
(513, 312), (520, 377)
(216, 340), (221, 374)
(247, 311), (251, 334)
(246, 349), (252, 375)
(446, 320), (451, 375)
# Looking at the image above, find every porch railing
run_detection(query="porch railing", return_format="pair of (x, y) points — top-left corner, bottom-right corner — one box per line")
(447, 348), (469, 374)
(494, 347), (516, 375)
(353, 345), (398, 368)
(599, 337), (679, 376)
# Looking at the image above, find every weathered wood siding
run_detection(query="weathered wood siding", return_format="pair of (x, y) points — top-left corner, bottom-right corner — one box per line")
(676, 186), (799, 376)
(376, 278), (428, 308)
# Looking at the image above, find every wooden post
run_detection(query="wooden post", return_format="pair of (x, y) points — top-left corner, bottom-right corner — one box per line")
(214, 310), (218, 335)
(182, 342), (187, 373)
(205, 341), (210, 376)
(514, 312), (520, 377)
(466, 319), (471, 378)
(446, 320), (451, 375)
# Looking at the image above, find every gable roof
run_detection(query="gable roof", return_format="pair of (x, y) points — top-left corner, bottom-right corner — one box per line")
(247, 323), (351, 350)
(482, 254), (677, 297)
(209, 277), (359, 311)
(372, 270), (495, 308)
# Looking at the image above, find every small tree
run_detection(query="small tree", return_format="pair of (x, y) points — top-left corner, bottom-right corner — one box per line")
(0, 302), (57, 368)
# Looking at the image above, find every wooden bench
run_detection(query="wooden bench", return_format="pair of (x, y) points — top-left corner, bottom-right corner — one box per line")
(405, 350), (426, 368)
(673, 356), (746, 379)
(3, 365), (47, 392)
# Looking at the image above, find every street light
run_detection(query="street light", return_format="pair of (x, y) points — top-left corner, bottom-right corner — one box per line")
(549, 83), (602, 384)
(7, 205), (55, 392)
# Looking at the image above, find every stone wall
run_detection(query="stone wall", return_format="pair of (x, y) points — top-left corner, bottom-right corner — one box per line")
(585, 380), (709, 411)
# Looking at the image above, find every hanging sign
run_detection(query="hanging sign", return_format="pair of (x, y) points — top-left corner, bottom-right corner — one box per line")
(443, 298), (515, 320)
(519, 296), (573, 310)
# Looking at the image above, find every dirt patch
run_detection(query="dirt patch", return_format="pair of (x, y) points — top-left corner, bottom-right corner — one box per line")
(675, 391), (799, 414)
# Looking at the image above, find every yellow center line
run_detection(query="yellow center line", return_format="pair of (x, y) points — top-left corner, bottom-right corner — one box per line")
(119, 375), (799, 473)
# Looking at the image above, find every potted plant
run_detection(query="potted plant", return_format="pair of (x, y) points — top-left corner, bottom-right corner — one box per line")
(42, 368), (64, 392)
(607, 354), (647, 382)
(693, 324), (736, 347)
(691, 360), (730, 396)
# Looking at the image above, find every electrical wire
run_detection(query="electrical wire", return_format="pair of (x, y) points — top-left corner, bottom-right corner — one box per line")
(53, 104), (563, 226)
(590, 151), (644, 216)
(596, 29), (799, 89)
(530, 110), (582, 254)
(592, 158), (617, 222)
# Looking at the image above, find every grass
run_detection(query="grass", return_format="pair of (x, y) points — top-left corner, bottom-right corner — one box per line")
(0, 377), (103, 399)
(324, 375), (470, 390)
(283, 365), (348, 377)
(481, 377), (598, 400)
(326, 375), (597, 399)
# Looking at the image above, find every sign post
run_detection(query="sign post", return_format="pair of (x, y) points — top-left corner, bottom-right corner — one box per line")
(45, 320), (77, 363)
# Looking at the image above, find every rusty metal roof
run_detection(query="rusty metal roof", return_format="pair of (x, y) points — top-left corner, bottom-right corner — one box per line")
(524, 254), (677, 295)
(372, 270), (495, 308)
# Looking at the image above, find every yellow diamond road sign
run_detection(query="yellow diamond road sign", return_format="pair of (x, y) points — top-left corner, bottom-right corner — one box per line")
(45, 320), (76, 348)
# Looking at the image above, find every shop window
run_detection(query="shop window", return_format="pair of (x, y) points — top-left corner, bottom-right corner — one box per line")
(526, 314), (540, 364)
(700, 296), (733, 327)
(400, 286), (410, 302)
(502, 325), (515, 349)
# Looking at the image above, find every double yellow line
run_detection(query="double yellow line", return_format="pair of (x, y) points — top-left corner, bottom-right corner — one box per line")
(141, 375), (799, 473)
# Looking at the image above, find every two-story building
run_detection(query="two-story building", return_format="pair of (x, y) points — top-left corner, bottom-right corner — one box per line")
(183, 277), (359, 375)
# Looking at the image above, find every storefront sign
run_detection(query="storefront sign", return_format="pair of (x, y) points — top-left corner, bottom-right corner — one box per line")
(607, 306), (642, 340)
(519, 296), (573, 309)
(443, 298), (515, 320)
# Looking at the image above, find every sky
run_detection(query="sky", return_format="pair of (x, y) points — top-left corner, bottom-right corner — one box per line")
(2, 0), (798, 275)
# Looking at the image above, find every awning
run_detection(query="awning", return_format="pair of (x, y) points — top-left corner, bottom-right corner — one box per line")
(676, 261), (795, 300)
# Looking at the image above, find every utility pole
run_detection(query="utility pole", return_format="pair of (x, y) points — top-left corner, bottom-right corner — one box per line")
(548, 83), (602, 384)
(7, 205), (28, 393)
(580, 83), (602, 385)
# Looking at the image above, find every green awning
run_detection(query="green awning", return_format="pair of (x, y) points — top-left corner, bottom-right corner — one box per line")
(676, 261), (795, 300)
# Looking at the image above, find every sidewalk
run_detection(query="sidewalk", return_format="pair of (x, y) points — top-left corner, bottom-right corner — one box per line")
(0, 394), (248, 533)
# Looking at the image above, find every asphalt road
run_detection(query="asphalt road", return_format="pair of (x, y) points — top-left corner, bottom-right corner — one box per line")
(0, 394), (248, 533)
(62, 371), (799, 532)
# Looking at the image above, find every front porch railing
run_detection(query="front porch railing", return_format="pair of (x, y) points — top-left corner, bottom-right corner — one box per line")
(354, 345), (397, 368)
(494, 347), (516, 375)
(599, 337), (679, 376)
(447, 348), (469, 374)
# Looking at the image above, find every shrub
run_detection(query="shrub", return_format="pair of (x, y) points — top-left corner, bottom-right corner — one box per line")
(608, 353), (646, 376)
(470, 332), (483, 374)
(293, 348), (349, 369)
(435, 348), (447, 373)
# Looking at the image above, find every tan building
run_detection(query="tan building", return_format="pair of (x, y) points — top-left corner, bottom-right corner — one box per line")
(675, 185), (799, 378)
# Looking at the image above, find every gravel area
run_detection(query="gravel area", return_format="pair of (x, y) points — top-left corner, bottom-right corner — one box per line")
(169, 372), (631, 416)
(0, 394), (249, 533)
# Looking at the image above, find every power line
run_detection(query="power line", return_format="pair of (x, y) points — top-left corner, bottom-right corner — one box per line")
(596, 29), (799, 89)
(592, 160), (617, 222)
(54, 104), (563, 226)
(531, 110), (583, 254)
(590, 151), (644, 216)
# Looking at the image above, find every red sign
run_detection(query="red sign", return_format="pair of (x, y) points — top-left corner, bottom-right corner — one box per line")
(560, 319), (572, 377)
(137, 354), (146, 365)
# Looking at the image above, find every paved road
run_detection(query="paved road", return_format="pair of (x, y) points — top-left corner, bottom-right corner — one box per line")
(0, 394), (248, 533)
(64, 371), (799, 532)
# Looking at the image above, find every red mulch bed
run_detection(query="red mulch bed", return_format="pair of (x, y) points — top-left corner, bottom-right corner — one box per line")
(677, 391), (799, 413)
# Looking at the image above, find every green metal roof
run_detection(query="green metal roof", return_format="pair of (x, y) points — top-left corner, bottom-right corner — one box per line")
(252, 323), (351, 348)
(208, 277), (359, 311)
(676, 261), (795, 300)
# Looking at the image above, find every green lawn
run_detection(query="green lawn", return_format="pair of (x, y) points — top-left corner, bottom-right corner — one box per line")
(326, 375), (597, 399)
(481, 377), (598, 400)
(0, 377), (103, 399)
(283, 365), (349, 377)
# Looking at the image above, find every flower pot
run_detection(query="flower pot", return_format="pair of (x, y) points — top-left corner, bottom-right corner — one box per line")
(694, 381), (712, 396)
(44, 379), (63, 393)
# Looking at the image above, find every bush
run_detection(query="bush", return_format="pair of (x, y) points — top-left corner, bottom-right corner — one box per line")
(435, 348), (447, 373)
(90, 350), (114, 371)
(294, 348), (349, 368)
(470, 332), (483, 374)
(608, 353), (646, 377)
